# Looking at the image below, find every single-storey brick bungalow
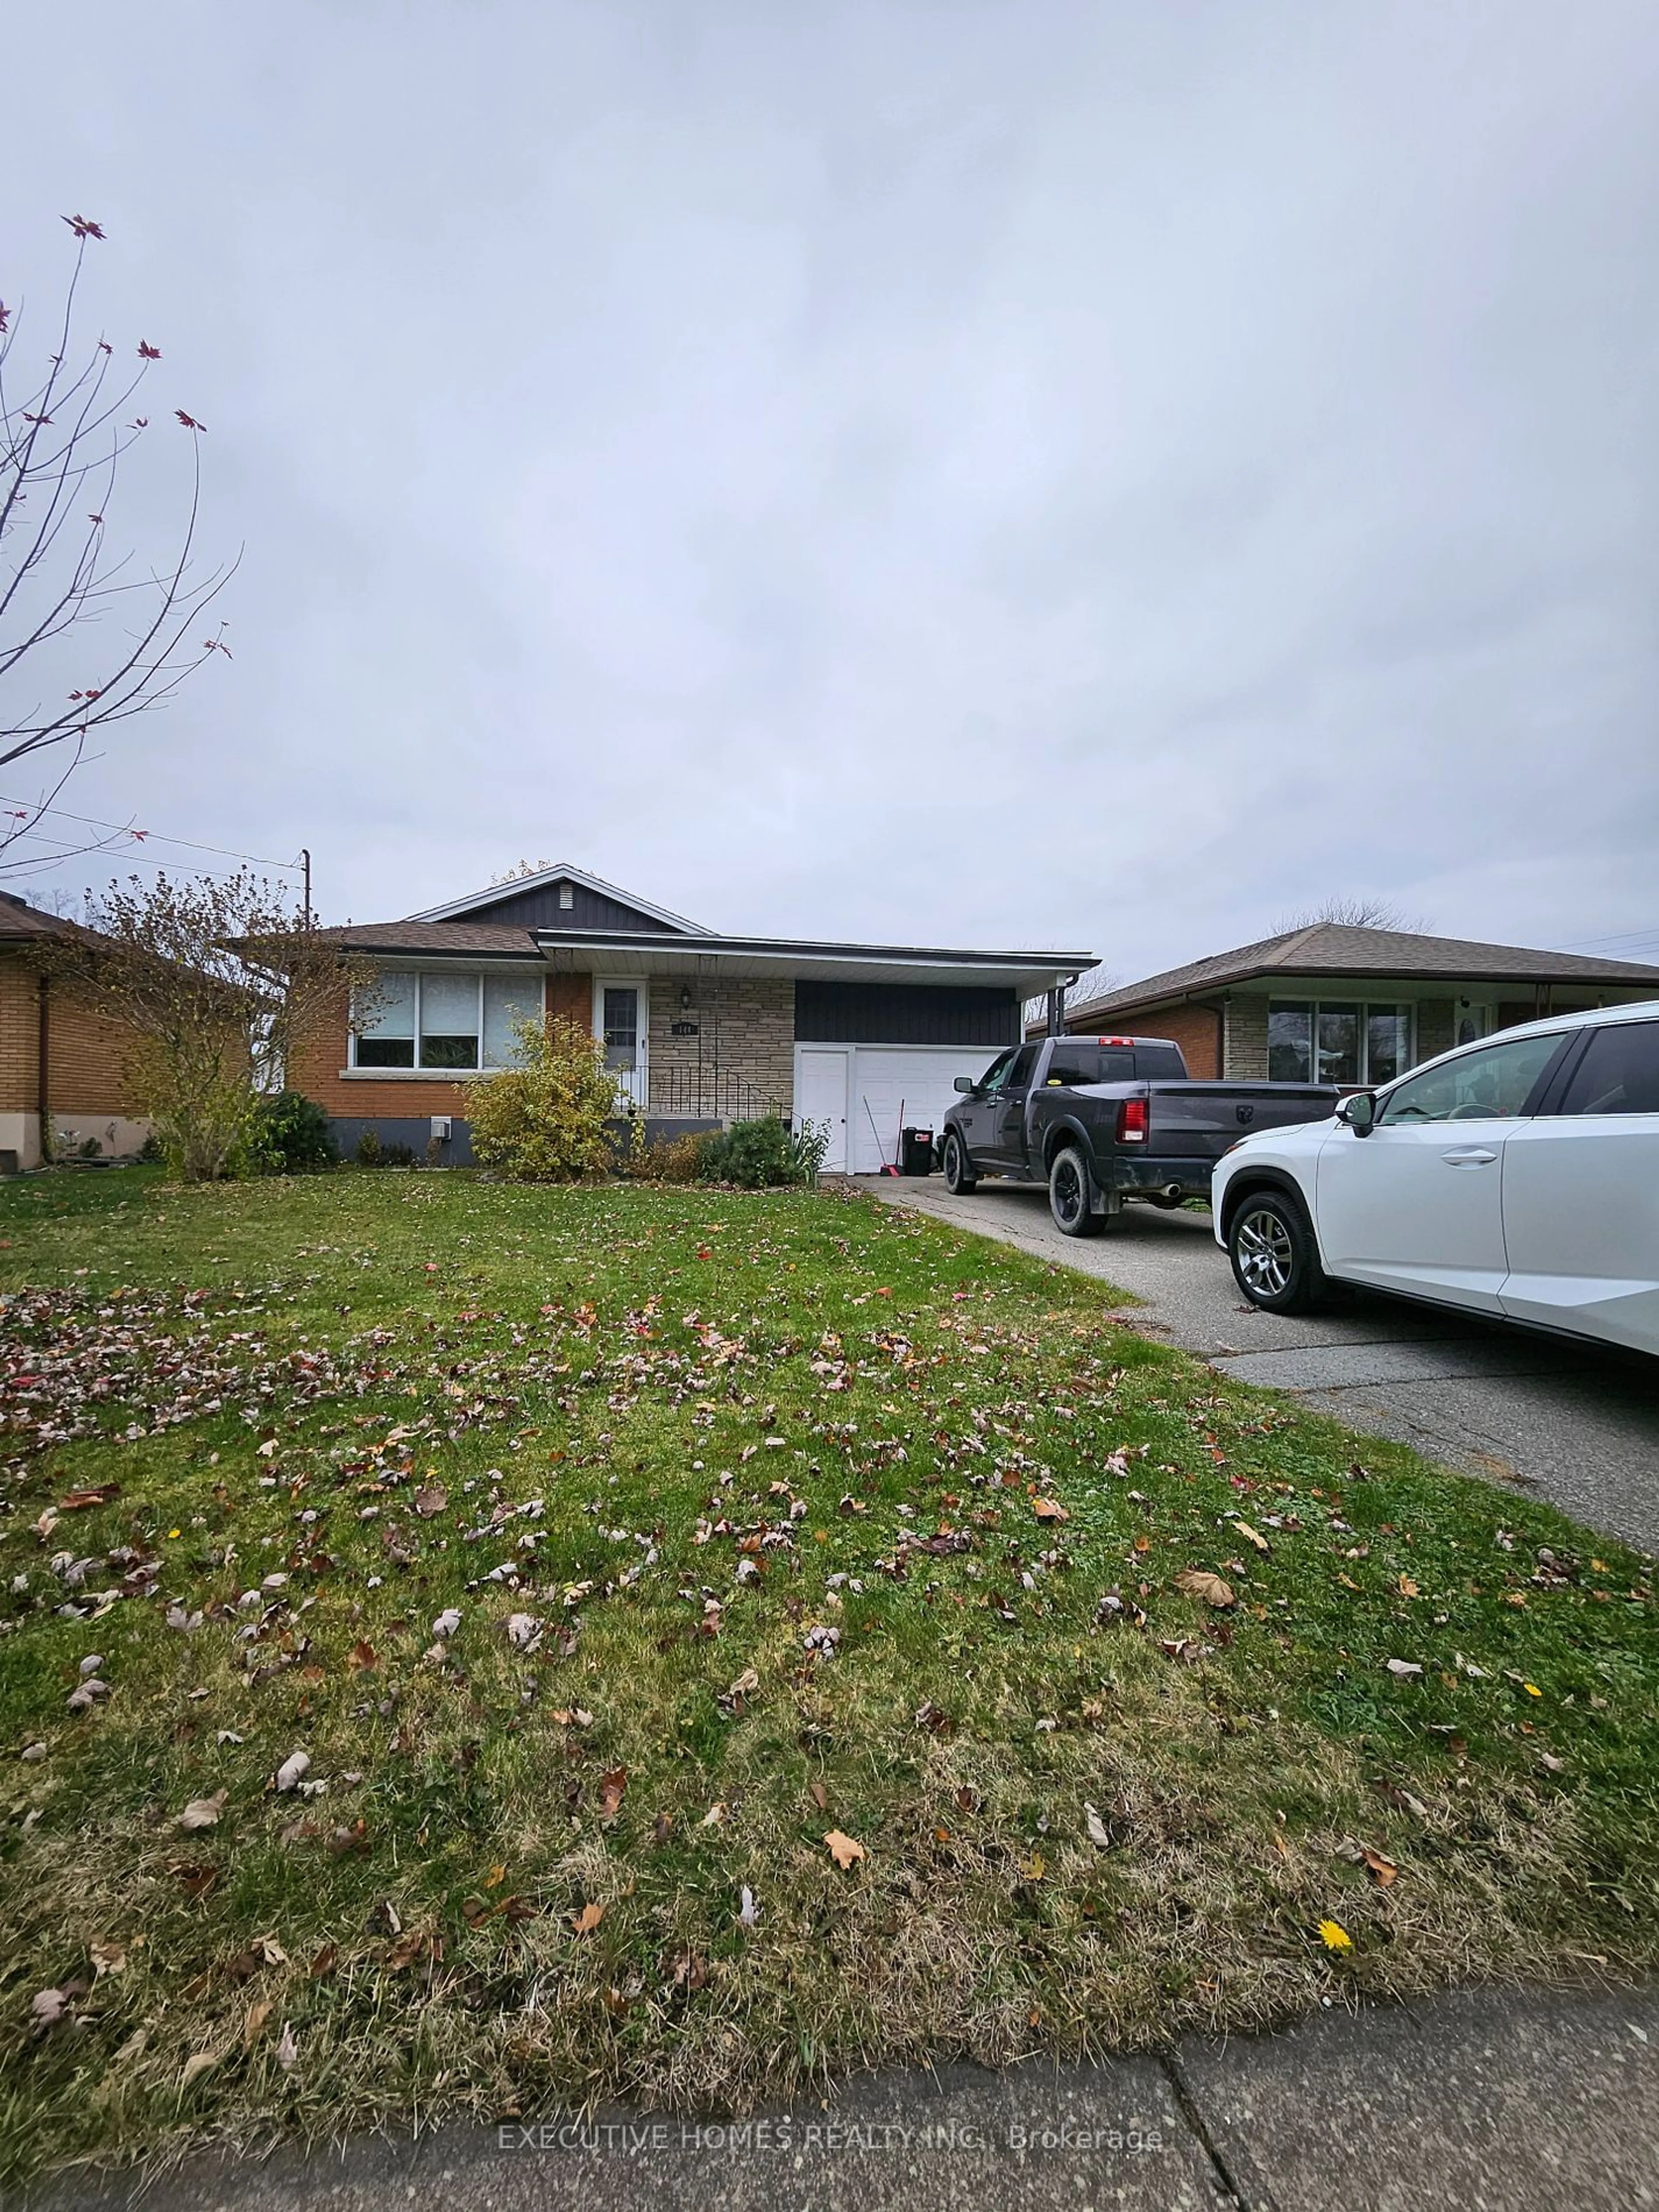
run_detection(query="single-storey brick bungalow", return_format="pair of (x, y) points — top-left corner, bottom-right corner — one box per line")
(0, 894), (152, 1170)
(1061, 922), (1659, 1085)
(293, 865), (1093, 1173)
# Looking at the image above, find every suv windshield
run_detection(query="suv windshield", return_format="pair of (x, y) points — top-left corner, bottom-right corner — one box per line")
(1377, 1031), (1564, 1126)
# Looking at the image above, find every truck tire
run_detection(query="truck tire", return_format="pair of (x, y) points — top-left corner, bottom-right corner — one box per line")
(941, 1130), (978, 1194)
(1049, 1144), (1103, 1237)
(1227, 1188), (1332, 1313)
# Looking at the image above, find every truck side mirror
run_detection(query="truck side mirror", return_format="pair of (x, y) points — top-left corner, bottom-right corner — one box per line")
(953, 1075), (976, 1094)
(1339, 1091), (1376, 1137)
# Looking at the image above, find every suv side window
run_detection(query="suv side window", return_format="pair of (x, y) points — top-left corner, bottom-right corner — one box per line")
(1377, 1031), (1565, 1126)
(1556, 1021), (1659, 1115)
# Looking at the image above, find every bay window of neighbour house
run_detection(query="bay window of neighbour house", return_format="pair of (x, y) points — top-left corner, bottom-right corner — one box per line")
(1267, 1001), (1412, 1087)
(351, 973), (546, 1071)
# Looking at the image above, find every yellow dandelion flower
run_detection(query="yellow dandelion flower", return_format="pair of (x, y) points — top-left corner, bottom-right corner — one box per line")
(1318, 1919), (1353, 1953)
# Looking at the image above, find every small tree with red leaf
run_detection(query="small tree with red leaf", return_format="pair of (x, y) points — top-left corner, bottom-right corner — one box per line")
(0, 215), (234, 873)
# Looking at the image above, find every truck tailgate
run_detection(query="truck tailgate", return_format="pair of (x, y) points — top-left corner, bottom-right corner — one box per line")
(1147, 1084), (1335, 1159)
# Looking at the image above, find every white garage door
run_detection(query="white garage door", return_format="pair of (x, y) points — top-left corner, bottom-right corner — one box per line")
(794, 1044), (1006, 1174)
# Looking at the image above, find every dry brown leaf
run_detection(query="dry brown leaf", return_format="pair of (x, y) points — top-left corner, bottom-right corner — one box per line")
(1032, 1497), (1069, 1522)
(1173, 1569), (1236, 1609)
(823, 1828), (867, 1869)
(89, 1938), (127, 1978)
(595, 1767), (628, 1822)
(347, 1640), (378, 1672)
(176, 1790), (227, 1831)
(1233, 1521), (1271, 1552)
(243, 1998), (275, 2045)
(1362, 1846), (1398, 1887)
(413, 1485), (448, 1517)
(807, 1780), (830, 1812)
(309, 1942), (339, 1978)
(726, 1668), (760, 1697)
(179, 2050), (219, 2091)
(572, 1901), (605, 1936)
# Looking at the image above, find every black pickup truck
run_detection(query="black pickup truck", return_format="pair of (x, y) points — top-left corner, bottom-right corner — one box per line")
(939, 1035), (1336, 1236)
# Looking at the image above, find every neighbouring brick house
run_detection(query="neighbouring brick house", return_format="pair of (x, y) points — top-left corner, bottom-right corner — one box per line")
(0, 894), (152, 1170)
(293, 864), (1091, 1173)
(1061, 924), (1659, 1085)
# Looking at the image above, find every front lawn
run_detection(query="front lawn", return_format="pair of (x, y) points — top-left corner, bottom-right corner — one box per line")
(1, 1168), (1655, 2185)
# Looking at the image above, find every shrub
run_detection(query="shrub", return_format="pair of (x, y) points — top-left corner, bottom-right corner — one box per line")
(355, 1127), (383, 1168)
(698, 1115), (828, 1189)
(629, 1129), (709, 1183)
(466, 1016), (618, 1182)
(248, 1090), (336, 1174)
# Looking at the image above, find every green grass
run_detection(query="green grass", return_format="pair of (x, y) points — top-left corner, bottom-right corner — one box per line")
(0, 1166), (1654, 2185)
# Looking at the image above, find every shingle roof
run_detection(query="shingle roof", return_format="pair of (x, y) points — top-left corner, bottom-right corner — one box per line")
(0, 893), (103, 946)
(1069, 923), (1659, 1023)
(303, 919), (542, 957)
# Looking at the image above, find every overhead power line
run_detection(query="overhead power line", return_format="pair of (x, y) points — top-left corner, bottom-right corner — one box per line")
(0, 794), (303, 873)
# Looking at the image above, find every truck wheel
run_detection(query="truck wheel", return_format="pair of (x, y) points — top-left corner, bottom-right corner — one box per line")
(1228, 1189), (1331, 1313)
(1049, 1145), (1102, 1237)
(941, 1131), (978, 1195)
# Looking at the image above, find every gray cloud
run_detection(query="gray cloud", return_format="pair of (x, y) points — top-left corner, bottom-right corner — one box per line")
(3, 0), (1656, 976)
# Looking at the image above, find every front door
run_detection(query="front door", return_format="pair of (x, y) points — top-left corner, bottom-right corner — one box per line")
(796, 1047), (851, 1172)
(1314, 1029), (1566, 1313)
(594, 980), (648, 1113)
(989, 1043), (1041, 1169)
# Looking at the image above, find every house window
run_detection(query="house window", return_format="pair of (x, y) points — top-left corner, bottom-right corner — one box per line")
(483, 975), (544, 1066)
(351, 972), (547, 1072)
(354, 973), (416, 1067)
(1268, 1001), (1413, 1086)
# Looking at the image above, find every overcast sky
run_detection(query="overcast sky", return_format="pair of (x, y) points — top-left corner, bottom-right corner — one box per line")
(3, 0), (1657, 981)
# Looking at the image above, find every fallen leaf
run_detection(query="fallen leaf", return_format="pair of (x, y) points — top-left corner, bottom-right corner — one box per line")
(1032, 1497), (1069, 1523)
(413, 1486), (448, 1518)
(700, 1801), (728, 1827)
(807, 1780), (830, 1812)
(1084, 1802), (1112, 1848)
(572, 1901), (605, 1936)
(385, 1929), (439, 1970)
(651, 1812), (674, 1844)
(177, 1790), (228, 1831)
(1361, 1847), (1398, 1887)
(273, 1751), (311, 1793)
(1173, 1569), (1235, 1609)
(431, 1608), (462, 1639)
(1017, 1853), (1047, 1881)
(726, 1667), (760, 1697)
(89, 1938), (126, 1978)
(1233, 1521), (1270, 1552)
(30, 1989), (71, 2035)
(179, 2050), (219, 2090)
(59, 1484), (121, 1511)
(737, 1885), (760, 1928)
(823, 1829), (867, 1869)
(253, 1933), (287, 1965)
(309, 1942), (339, 1978)
(275, 2020), (300, 2070)
(347, 1641), (378, 1672)
(1385, 1659), (1423, 1678)
(243, 1998), (274, 2045)
(595, 1767), (628, 1822)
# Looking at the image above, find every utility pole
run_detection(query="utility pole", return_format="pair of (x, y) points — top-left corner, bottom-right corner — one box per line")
(300, 848), (312, 929)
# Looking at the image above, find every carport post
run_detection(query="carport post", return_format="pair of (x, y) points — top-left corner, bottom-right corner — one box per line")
(1047, 979), (1074, 1037)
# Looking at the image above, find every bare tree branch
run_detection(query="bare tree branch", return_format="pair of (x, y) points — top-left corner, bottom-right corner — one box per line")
(0, 221), (237, 875)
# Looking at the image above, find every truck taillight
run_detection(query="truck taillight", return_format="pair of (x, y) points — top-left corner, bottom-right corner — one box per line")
(1118, 1096), (1149, 1144)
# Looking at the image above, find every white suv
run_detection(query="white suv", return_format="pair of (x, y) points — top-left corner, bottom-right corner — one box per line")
(1212, 1003), (1659, 1356)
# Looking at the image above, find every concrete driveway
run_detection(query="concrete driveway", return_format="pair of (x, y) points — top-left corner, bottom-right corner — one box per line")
(855, 1176), (1659, 1553)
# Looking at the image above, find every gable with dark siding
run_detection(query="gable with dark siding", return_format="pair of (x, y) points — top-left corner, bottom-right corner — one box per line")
(795, 981), (1020, 1047)
(450, 880), (683, 932)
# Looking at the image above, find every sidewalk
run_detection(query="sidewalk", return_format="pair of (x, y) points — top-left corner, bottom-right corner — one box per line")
(33, 1983), (1659, 2210)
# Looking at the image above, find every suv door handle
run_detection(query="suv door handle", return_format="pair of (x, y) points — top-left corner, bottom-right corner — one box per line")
(1441, 1147), (1497, 1166)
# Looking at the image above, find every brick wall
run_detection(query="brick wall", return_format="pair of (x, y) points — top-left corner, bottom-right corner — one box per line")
(647, 976), (794, 1116)
(0, 952), (151, 1165)
(291, 969), (595, 1125)
(1138, 1001), (1223, 1079)
(1415, 998), (1454, 1062)
(1223, 995), (1269, 1078)
(0, 952), (146, 1111)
